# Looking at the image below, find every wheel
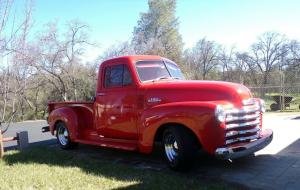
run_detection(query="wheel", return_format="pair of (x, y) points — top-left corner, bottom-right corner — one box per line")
(56, 122), (77, 149)
(162, 126), (197, 171)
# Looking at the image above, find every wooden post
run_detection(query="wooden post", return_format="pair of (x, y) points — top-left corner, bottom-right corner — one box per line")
(0, 130), (4, 158)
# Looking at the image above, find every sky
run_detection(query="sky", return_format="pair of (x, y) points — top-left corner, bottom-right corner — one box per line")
(10, 0), (300, 62)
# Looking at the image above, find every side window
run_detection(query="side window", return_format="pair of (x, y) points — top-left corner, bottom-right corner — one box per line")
(123, 66), (132, 86)
(104, 64), (132, 88)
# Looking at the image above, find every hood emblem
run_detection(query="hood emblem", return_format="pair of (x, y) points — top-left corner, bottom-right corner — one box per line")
(147, 97), (162, 103)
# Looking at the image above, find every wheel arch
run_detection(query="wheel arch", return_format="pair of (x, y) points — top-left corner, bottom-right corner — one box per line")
(52, 120), (65, 134)
(138, 102), (218, 154)
(154, 122), (202, 149)
(48, 107), (78, 140)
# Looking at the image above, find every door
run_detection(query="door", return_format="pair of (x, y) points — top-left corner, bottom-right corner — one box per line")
(95, 64), (138, 140)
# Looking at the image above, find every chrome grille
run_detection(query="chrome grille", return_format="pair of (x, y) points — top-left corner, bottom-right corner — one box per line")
(224, 101), (261, 145)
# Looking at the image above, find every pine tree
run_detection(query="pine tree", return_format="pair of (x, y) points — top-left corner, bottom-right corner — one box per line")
(132, 0), (183, 63)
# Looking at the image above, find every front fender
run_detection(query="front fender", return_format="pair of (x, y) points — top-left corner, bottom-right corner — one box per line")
(138, 101), (225, 154)
(48, 107), (78, 140)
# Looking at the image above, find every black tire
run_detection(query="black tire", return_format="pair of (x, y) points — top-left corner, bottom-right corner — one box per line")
(56, 122), (77, 149)
(162, 126), (198, 171)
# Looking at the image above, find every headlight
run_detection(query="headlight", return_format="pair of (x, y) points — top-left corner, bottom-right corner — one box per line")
(215, 105), (226, 123)
(258, 99), (266, 112)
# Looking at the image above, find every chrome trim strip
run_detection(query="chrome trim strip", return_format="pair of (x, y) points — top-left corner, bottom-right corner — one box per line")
(242, 98), (256, 106)
(226, 133), (260, 145)
(226, 119), (260, 129)
(226, 127), (260, 137)
(226, 112), (260, 122)
(225, 107), (260, 115)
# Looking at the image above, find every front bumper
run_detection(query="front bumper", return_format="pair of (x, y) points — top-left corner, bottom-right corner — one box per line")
(215, 129), (273, 159)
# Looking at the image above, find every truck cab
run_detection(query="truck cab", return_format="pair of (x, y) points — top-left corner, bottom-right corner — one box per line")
(47, 55), (273, 170)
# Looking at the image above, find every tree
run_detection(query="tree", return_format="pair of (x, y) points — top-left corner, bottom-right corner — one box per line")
(30, 21), (94, 102)
(0, 66), (11, 121)
(184, 38), (221, 80)
(289, 40), (300, 68)
(99, 41), (135, 61)
(235, 52), (260, 85)
(283, 40), (300, 90)
(219, 46), (235, 81)
(0, 0), (34, 121)
(0, 0), (13, 54)
(248, 32), (289, 86)
(132, 0), (183, 63)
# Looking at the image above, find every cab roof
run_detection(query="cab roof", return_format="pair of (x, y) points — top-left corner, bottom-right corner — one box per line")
(104, 55), (165, 63)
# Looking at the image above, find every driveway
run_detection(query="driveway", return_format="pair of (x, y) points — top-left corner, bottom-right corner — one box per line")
(2, 120), (56, 149)
(2, 113), (300, 189)
(192, 113), (300, 190)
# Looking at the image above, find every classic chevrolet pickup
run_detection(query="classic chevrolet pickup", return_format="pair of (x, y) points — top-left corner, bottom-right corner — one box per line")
(46, 55), (273, 170)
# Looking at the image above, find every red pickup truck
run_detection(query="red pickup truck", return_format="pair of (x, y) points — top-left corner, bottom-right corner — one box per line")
(46, 55), (273, 170)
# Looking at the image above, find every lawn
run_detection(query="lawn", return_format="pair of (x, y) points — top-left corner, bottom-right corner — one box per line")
(0, 147), (238, 190)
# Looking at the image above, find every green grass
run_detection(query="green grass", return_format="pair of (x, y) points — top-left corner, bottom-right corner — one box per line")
(0, 147), (236, 190)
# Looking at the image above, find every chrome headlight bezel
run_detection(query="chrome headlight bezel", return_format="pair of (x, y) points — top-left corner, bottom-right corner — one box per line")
(215, 105), (226, 123)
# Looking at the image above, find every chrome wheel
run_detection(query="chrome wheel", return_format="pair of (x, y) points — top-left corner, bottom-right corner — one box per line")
(57, 124), (69, 146)
(163, 127), (198, 171)
(164, 133), (179, 162)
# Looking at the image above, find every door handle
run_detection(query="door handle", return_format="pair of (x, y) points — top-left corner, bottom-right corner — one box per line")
(97, 93), (106, 96)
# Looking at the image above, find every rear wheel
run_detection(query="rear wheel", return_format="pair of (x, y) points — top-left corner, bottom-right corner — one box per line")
(163, 126), (197, 171)
(56, 122), (77, 149)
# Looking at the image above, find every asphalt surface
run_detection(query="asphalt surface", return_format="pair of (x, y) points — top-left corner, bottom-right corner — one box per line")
(2, 113), (300, 190)
(193, 113), (300, 190)
(2, 120), (56, 149)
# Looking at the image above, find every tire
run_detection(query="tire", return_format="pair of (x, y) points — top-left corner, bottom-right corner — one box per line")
(56, 122), (77, 149)
(162, 126), (198, 171)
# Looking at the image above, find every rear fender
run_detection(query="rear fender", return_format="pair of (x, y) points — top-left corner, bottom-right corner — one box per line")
(48, 107), (78, 140)
(138, 101), (225, 154)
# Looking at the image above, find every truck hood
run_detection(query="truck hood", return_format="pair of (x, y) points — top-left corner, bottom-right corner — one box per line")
(141, 80), (252, 108)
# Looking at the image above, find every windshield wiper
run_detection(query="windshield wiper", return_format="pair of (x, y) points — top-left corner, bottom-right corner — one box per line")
(152, 76), (180, 82)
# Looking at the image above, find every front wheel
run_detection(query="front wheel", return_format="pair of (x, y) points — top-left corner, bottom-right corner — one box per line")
(56, 122), (77, 149)
(163, 126), (197, 171)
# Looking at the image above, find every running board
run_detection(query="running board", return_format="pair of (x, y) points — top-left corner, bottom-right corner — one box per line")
(76, 138), (138, 151)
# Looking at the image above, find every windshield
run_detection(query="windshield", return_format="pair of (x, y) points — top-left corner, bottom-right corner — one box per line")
(135, 60), (185, 82)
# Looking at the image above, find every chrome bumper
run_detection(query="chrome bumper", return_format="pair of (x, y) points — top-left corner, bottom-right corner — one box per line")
(215, 129), (273, 159)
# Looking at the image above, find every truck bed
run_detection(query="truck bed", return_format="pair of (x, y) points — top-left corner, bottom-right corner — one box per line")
(48, 101), (94, 114)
